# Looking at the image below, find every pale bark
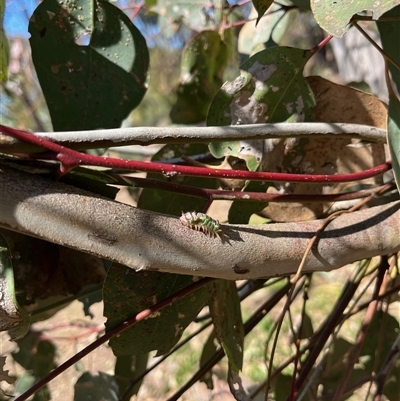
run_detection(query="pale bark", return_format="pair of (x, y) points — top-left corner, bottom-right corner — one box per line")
(1, 162), (399, 280)
(0, 123), (386, 153)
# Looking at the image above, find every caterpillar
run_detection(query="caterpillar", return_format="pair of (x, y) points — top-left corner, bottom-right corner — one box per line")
(180, 212), (222, 238)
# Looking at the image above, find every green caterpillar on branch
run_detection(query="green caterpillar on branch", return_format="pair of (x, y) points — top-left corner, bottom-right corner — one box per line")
(180, 212), (222, 238)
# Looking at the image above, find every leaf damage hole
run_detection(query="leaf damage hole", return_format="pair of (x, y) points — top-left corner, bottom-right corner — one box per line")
(74, 29), (92, 46)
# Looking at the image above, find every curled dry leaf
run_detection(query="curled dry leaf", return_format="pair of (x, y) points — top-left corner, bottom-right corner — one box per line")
(262, 76), (388, 222)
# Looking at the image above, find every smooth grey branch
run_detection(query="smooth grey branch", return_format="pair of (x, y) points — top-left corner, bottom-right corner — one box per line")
(1, 163), (399, 280)
(1, 123), (387, 153)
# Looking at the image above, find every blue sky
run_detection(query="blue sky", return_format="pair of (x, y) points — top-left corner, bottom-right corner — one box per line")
(3, 0), (245, 48)
(4, 0), (37, 38)
(3, 0), (186, 48)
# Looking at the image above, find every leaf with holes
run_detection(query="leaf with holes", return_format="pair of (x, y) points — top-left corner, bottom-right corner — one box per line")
(152, 0), (224, 37)
(0, 232), (30, 340)
(207, 46), (315, 171)
(29, 0), (149, 131)
(311, 0), (400, 37)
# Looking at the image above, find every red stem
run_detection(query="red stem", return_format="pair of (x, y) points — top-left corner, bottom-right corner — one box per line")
(1, 124), (392, 183)
(13, 277), (214, 401)
(122, 176), (396, 203)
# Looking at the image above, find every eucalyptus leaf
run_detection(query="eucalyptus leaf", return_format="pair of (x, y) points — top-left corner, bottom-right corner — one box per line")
(104, 264), (209, 356)
(207, 46), (315, 171)
(252, 0), (274, 25)
(377, 5), (400, 192)
(386, 96), (400, 192)
(311, 0), (400, 37)
(228, 181), (270, 224)
(209, 280), (244, 372)
(152, 0), (224, 36)
(29, 0), (149, 131)
(114, 354), (149, 398)
(0, 0), (9, 83)
(74, 372), (119, 401)
(171, 30), (230, 123)
(0, 233), (30, 340)
(137, 143), (218, 215)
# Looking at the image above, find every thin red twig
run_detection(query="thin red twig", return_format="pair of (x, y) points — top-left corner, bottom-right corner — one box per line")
(0, 125), (392, 184)
(121, 175), (396, 203)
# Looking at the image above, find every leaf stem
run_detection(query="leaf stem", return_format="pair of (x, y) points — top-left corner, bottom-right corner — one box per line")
(351, 21), (400, 71)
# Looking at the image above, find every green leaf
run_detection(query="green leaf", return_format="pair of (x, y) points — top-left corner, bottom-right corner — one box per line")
(114, 353), (149, 398)
(170, 30), (230, 124)
(145, 0), (157, 8)
(13, 335), (56, 400)
(13, 336), (57, 375)
(359, 311), (399, 371)
(137, 143), (219, 215)
(377, 5), (400, 192)
(60, 167), (120, 200)
(252, 0), (274, 25)
(0, 0), (9, 83)
(0, 233), (30, 340)
(104, 264), (209, 356)
(227, 366), (251, 401)
(311, 0), (400, 37)
(228, 180), (270, 224)
(29, 0), (149, 131)
(294, 311), (314, 341)
(320, 337), (365, 400)
(14, 372), (51, 401)
(74, 372), (119, 401)
(377, 5), (400, 90)
(383, 359), (400, 401)
(209, 280), (244, 372)
(152, 0), (224, 36)
(387, 95), (400, 192)
(273, 373), (295, 401)
(321, 312), (400, 400)
(290, 0), (312, 11)
(77, 284), (104, 318)
(199, 330), (217, 389)
(208, 46), (315, 171)
(0, 229), (106, 319)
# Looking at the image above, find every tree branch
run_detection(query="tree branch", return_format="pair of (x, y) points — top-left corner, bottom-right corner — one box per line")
(1, 163), (399, 280)
(0, 123), (387, 153)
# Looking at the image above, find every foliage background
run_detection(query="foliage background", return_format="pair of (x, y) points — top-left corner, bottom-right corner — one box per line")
(0, 0), (399, 400)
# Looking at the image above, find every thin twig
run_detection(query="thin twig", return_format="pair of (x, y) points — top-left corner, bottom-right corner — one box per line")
(0, 122), (387, 153)
(167, 282), (294, 401)
(332, 258), (388, 401)
(272, 184), (394, 401)
(121, 175), (397, 203)
(14, 277), (214, 401)
(0, 125), (392, 183)
(352, 21), (400, 71)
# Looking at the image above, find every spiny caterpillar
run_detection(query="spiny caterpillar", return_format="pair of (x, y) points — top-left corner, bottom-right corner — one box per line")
(180, 212), (222, 238)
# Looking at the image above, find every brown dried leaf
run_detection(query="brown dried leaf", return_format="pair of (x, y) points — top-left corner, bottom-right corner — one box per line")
(262, 76), (387, 221)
